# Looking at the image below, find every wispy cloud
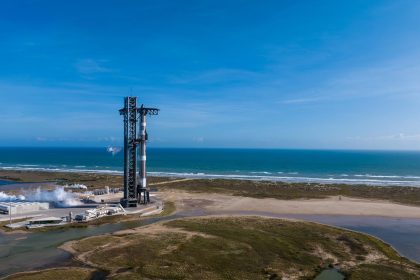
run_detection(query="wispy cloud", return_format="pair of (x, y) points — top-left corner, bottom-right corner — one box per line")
(74, 59), (113, 75)
(277, 55), (420, 105)
(169, 68), (261, 85)
(192, 136), (204, 143)
(280, 96), (326, 104)
(348, 133), (420, 141)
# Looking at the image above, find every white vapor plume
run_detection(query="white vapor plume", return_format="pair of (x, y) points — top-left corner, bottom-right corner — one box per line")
(0, 192), (25, 201)
(23, 187), (81, 207)
(107, 146), (121, 156)
(64, 184), (87, 190)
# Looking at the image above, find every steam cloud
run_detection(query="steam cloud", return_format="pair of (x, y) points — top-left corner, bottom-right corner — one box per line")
(107, 146), (121, 156)
(0, 187), (81, 207)
(0, 192), (25, 201)
(64, 184), (87, 190)
(23, 187), (81, 207)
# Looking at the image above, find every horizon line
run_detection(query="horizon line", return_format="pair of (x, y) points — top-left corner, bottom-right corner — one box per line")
(1, 146), (420, 152)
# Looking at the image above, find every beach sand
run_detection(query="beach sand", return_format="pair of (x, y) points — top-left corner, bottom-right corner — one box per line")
(158, 190), (420, 218)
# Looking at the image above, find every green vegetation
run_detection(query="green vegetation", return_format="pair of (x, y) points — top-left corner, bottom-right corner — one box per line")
(3, 268), (96, 280)
(156, 178), (420, 206)
(72, 235), (119, 253)
(66, 217), (420, 280)
(348, 263), (417, 280)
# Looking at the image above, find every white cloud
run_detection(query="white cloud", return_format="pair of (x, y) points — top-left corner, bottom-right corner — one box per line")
(75, 59), (113, 75)
(193, 136), (204, 143)
(277, 54), (420, 105)
(169, 68), (261, 85)
(280, 96), (325, 104)
(348, 133), (420, 141)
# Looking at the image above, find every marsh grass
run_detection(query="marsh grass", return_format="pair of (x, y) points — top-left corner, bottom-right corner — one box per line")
(3, 268), (95, 280)
(66, 217), (420, 280)
(348, 263), (417, 280)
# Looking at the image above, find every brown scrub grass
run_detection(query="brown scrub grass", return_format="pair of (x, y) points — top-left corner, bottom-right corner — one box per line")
(63, 216), (420, 280)
(2, 267), (97, 280)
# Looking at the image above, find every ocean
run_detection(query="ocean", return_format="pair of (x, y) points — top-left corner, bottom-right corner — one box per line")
(1, 147), (420, 187)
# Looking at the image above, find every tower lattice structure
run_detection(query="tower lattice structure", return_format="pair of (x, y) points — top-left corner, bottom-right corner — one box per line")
(119, 97), (159, 207)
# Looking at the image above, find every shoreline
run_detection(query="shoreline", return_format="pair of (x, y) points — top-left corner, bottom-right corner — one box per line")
(2, 166), (420, 187)
(3, 169), (420, 209)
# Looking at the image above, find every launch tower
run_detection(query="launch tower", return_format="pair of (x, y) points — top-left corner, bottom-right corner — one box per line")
(119, 97), (159, 207)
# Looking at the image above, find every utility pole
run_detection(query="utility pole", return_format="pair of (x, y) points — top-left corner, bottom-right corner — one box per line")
(9, 197), (12, 225)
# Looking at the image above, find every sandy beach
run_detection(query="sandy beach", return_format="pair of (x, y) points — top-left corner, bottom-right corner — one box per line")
(158, 190), (420, 218)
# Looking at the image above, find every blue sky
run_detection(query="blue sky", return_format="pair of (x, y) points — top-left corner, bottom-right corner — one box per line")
(1, 0), (420, 149)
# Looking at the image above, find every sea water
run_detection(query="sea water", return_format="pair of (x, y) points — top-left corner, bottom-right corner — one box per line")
(1, 147), (420, 186)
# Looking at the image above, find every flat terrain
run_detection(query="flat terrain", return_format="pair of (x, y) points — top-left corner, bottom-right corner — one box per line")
(3, 170), (420, 207)
(159, 189), (420, 218)
(59, 216), (420, 280)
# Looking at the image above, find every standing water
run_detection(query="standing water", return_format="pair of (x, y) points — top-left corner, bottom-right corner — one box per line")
(0, 214), (186, 277)
(314, 268), (345, 280)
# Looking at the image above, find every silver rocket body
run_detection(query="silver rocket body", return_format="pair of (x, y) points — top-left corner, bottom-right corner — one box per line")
(137, 105), (148, 204)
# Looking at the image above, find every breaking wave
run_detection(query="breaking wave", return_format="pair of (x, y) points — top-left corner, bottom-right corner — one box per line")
(2, 166), (420, 187)
(148, 172), (420, 187)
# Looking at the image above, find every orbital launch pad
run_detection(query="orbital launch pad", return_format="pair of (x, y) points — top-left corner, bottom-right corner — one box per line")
(119, 97), (159, 208)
